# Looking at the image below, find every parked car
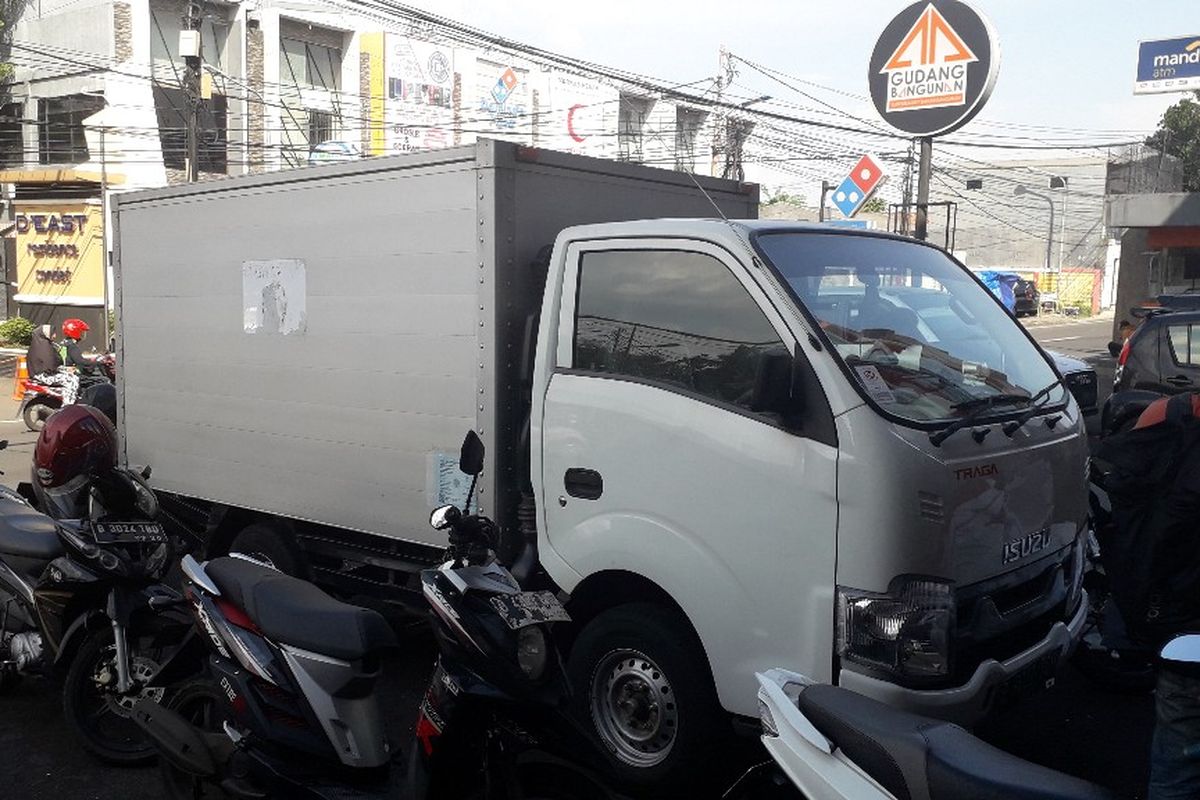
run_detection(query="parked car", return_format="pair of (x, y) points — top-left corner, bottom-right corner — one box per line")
(1014, 278), (1040, 317)
(1110, 308), (1200, 395)
(1048, 351), (1099, 415)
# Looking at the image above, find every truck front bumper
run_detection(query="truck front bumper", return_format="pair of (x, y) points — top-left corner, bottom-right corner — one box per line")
(837, 590), (1088, 726)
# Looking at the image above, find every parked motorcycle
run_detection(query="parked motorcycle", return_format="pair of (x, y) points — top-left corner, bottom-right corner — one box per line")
(743, 668), (1114, 800)
(133, 431), (623, 799)
(0, 442), (193, 764)
(20, 353), (116, 432)
(409, 431), (622, 800)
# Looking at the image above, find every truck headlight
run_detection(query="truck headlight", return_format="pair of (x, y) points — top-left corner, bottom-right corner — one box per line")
(516, 625), (549, 681)
(837, 577), (955, 679)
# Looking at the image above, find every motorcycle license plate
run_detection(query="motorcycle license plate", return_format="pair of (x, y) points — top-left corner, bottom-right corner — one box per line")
(489, 591), (571, 630)
(92, 521), (168, 544)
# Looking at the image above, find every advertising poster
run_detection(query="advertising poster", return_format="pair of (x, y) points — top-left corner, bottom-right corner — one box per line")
(474, 58), (532, 144)
(546, 72), (619, 158)
(385, 35), (458, 153)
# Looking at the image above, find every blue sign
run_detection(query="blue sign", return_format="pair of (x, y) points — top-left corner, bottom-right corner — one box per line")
(830, 177), (868, 218)
(1135, 36), (1200, 95)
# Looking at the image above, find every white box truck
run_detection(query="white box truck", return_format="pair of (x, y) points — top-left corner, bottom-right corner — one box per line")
(113, 140), (1088, 787)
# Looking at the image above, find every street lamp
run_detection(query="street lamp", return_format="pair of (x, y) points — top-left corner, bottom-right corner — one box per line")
(1013, 184), (1055, 274)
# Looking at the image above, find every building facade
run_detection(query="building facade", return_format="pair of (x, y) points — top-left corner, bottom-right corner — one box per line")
(1, 0), (728, 326)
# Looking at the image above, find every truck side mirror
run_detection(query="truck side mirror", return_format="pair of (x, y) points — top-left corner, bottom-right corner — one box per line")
(1107, 341), (1123, 358)
(749, 347), (807, 427)
(459, 430), (485, 476)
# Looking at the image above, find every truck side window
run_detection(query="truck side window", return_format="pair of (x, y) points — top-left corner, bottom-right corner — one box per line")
(573, 249), (789, 413)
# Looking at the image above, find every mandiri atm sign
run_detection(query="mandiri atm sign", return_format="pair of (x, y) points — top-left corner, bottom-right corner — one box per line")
(1135, 36), (1200, 95)
(869, 1), (999, 137)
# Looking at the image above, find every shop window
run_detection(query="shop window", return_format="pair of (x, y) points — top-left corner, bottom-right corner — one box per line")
(152, 85), (228, 174)
(281, 38), (342, 92)
(37, 95), (105, 165)
(0, 103), (23, 168)
(617, 95), (651, 163)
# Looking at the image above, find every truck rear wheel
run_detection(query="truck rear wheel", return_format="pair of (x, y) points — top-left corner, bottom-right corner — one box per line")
(228, 523), (307, 578)
(566, 603), (725, 793)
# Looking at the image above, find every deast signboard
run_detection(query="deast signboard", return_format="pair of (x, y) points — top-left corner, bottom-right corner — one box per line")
(868, 1), (1000, 137)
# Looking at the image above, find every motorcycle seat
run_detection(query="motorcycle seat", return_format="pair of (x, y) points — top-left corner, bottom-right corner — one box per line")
(796, 684), (1114, 800)
(205, 557), (397, 661)
(0, 510), (63, 561)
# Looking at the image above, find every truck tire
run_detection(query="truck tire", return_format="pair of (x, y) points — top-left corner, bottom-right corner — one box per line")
(566, 603), (726, 793)
(228, 523), (307, 578)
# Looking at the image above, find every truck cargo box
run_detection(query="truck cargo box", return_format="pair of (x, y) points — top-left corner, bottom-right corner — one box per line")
(113, 139), (758, 547)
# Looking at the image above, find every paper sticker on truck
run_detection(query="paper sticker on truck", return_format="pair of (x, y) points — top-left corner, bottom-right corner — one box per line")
(243, 259), (307, 335)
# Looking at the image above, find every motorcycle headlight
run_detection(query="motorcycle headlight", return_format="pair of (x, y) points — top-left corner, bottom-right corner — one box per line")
(516, 625), (549, 681)
(837, 577), (955, 679)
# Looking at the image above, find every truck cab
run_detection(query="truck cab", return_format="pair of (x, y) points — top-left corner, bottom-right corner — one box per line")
(531, 220), (1088, 785)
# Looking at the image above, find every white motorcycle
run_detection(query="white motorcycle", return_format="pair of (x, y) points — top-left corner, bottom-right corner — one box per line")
(740, 668), (1120, 800)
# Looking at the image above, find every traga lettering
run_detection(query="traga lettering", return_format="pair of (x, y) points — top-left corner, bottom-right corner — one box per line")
(955, 463), (998, 480)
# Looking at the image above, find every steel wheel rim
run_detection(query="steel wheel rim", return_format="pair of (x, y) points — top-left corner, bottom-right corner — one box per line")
(590, 648), (678, 768)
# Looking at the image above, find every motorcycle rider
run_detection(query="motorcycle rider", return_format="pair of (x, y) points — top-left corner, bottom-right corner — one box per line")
(1098, 391), (1200, 800)
(57, 318), (101, 404)
(25, 323), (79, 403)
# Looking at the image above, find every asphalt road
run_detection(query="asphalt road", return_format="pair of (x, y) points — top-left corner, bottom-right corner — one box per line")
(0, 318), (1159, 799)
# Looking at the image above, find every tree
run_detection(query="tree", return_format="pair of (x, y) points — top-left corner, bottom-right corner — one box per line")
(1145, 90), (1200, 192)
(860, 196), (887, 214)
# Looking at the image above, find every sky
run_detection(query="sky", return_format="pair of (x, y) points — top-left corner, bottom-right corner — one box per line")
(408, 0), (1196, 147)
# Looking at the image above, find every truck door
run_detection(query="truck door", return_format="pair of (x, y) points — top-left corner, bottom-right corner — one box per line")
(540, 239), (840, 717)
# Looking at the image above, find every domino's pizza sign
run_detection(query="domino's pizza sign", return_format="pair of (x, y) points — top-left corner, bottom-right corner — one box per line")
(831, 154), (887, 219)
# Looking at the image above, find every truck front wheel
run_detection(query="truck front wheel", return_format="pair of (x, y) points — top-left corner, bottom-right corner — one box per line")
(566, 603), (725, 792)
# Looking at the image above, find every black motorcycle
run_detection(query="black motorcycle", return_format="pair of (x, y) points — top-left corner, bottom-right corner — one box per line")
(133, 432), (624, 799)
(409, 431), (622, 800)
(0, 459), (194, 764)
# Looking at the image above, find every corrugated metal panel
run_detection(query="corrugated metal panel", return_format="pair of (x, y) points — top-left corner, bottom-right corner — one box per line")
(116, 153), (481, 545)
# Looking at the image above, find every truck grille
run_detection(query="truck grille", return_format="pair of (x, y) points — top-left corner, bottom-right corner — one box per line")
(950, 542), (1080, 684)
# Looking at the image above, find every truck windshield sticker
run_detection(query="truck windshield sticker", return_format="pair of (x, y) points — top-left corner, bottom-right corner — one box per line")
(428, 452), (472, 510)
(243, 260), (307, 335)
(854, 365), (897, 405)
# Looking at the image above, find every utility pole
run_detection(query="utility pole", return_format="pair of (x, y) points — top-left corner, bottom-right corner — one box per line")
(181, 2), (202, 182)
(818, 181), (833, 223)
(710, 46), (734, 178)
(914, 137), (932, 241)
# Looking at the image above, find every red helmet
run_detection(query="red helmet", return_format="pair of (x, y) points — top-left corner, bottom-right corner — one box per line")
(62, 318), (90, 341)
(33, 405), (117, 518)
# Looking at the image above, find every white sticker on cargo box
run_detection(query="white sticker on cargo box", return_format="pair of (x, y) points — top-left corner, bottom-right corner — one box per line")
(428, 452), (473, 510)
(243, 260), (306, 335)
(854, 365), (896, 405)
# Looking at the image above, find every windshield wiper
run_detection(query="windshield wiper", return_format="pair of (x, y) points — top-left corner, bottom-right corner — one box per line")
(999, 378), (1067, 437)
(930, 381), (1061, 447)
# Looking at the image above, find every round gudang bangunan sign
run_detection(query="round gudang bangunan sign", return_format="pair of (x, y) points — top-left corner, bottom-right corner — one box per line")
(868, 0), (999, 136)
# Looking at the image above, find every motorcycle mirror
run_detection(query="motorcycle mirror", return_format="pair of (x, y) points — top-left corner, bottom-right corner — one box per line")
(141, 465), (152, 480)
(459, 431), (485, 476)
(1161, 634), (1200, 665)
(430, 504), (461, 531)
(0, 440), (7, 450)
(1107, 341), (1122, 358)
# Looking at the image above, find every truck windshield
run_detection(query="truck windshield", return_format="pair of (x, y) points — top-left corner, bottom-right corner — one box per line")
(754, 232), (1066, 423)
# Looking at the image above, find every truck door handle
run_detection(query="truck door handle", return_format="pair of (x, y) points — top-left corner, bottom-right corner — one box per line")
(1167, 375), (1193, 387)
(564, 468), (603, 500)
